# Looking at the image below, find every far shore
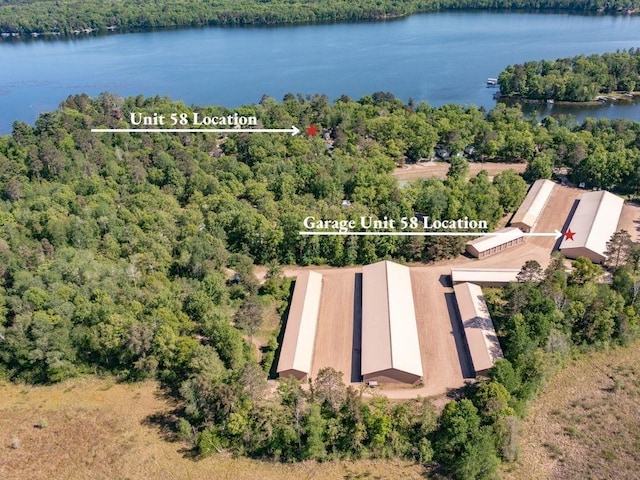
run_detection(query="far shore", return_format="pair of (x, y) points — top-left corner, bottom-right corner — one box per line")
(496, 90), (640, 107)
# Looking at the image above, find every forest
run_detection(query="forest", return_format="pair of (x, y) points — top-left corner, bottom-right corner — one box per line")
(499, 48), (640, 102)
(1, 0), (638, 37)
(0, 93), (639, 478)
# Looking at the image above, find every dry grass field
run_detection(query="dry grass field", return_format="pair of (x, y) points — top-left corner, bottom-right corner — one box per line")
(504, 342), (640, 480)
(0, 377), (426, 480)
(392, 161), (527, 181)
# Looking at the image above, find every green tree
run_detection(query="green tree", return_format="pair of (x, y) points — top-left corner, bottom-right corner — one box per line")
(446, 156), (469, 186)
(524, 152), (553, 181)
(517, 260), (544, 283)
(494, 415), (521, 462)
(234, 294), (263, 345)
(569, 256), (601, 285)
(311, 367), (347, 415)
(488, 359), (520, 396)
(612, 265), (640, 305)
(363, 396), (393, 456)
(302, 403), (326, 460)
(473, 381), (515, 424)
(493, 169), (528, 212)
(604, 230), (633, 271)
(435, 399), (500, 480)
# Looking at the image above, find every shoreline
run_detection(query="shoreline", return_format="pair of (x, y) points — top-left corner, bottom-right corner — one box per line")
(1, 5), (637, 42)
(496, 91), (640, 107)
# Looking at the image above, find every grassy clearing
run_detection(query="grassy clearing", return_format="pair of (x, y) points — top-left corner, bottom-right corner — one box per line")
(0, 377), (426, 480)
(8, 345), (640, 480)
(392, 162), (527, 181)
(504, 341), (640, 480)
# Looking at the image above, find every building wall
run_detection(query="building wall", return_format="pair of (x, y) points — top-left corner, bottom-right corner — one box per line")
(466, 233), (525, 259)
(362, 368), (422, 385)
(451, 268), (520, 286)
(277, 369), (308, 381)
(560, 246), (605, 264)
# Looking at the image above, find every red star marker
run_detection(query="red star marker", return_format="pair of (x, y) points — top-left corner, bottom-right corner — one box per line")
(564, 229), (576, 241)
(306, 124), (318, 136)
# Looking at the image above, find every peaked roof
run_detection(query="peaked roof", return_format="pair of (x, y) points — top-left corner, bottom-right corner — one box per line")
(454, 282), (503, 374)
(510, 179), (555, 229)
(277, 270), (323, 377)
(560, 190), (624, 260)
(361, 261), (423, 379)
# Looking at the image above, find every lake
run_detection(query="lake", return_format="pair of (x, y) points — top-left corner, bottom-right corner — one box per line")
(3, 11), (640, 134)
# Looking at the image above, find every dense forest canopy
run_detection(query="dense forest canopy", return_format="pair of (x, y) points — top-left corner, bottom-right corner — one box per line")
(1, 0), (639, 37)
(499, 48), (640, 102)
(0, 93), (639, 477)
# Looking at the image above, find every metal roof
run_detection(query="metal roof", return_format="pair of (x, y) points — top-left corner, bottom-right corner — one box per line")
(466, 227), (524, 254)
(361, 261), (423, 380)
(277, 271), (323, 378)
(510, 179), (555, 231)
(454, 282), (503, 374)
(451, 268), (521, 285)
(559, 190), (624, 263)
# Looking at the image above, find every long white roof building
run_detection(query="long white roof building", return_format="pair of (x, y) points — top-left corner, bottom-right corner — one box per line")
(451, 268), (521, 287)
(454, 282), (503, 376)
(509, 179), (555, 232)
(277, 271), (323, 380)
(466, 227), (524, 258)
(361, 260), (423, 384)
(559, 190), (624, 264)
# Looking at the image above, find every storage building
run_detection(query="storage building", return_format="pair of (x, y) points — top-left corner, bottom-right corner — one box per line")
(509, 179), (555, 232)
(466, 227), (524, 258)
(361, 261), (423, 384)
(559, 190), (624, 264)
(451, 268), (521, 287)
(277, 271), (323, 380)
(454, 282), (503, 376)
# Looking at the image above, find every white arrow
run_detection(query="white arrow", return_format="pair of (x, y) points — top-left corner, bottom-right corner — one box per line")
(522, 229), (563, 239)
(299, 229), (564, 238)
(91, 125), (301, 136)
(300, 231), (487, 237)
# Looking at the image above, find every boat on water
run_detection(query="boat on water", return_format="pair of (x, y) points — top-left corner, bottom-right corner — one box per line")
(487, 77), (498, 87)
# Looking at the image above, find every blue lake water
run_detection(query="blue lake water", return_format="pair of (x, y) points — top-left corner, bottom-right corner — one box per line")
(3, 11), (640, 133)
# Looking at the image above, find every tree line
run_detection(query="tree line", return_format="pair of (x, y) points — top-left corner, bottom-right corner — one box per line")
(1, 0), (638, 38)
(499, 48), (640, 102)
